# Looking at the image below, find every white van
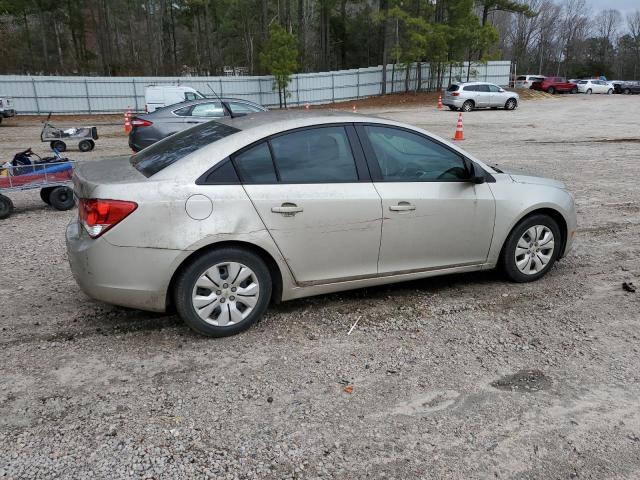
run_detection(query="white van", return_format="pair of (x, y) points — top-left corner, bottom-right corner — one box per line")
(0, 96), (17, 124)
(515, 75), (545, 89)
(144, 86), (204, 112)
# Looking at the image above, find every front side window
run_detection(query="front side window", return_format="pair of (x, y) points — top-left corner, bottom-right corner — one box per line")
(184, 92), (198, 101)
(269, 127), (358, 183)
(463, 85), (477, 91)
(363, 126), (468, 182)
(190, 102), (225, 117)
(477, 84), (490, 92)
(488, 84), (501, 92)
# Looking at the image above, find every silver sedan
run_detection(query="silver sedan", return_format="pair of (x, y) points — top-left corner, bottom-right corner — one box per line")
(67, 111), (576, 337)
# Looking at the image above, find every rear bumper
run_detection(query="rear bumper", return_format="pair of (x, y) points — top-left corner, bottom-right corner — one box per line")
(442, 97), (465, 108)
(66, 221), (181, 312)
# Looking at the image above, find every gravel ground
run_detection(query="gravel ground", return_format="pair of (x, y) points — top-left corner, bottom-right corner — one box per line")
(1, 94), (639, 479)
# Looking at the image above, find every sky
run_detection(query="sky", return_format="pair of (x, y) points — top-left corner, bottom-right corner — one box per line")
(584, 0), (638, 16)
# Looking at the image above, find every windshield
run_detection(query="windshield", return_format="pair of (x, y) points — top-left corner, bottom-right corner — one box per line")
(130, 121), (240, 177)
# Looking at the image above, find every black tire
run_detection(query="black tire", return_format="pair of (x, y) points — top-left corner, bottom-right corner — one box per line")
(607, 88), (613, 95)
(448, 106), (458, 111)
(0, 194), (13, 219)
(48, 186), (74, 211)
(51, 140), (67, 152)
(586, 89), (592, 95)
(40, 187), (55, 205)
(571, 87), (578, 94)
(461, 100), (474, 112)
(501, 214), (561, 283)
(505, 98), (518, 110)
(547, 86), (555, 94)
(78, 139), (94, 152)
(624, 88), (630, 94)
(174, 247), (272, 337)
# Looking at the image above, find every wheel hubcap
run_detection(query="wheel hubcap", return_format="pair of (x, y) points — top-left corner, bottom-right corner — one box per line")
(514, 225), (555, 275)
(191, 262), (260, 327)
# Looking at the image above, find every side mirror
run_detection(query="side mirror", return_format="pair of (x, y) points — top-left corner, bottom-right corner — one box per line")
(499, 88), (505, 92)
(465, 160), (486, 184)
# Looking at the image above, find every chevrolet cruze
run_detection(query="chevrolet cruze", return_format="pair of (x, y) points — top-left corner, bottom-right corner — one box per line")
(67, 111), (576, 337)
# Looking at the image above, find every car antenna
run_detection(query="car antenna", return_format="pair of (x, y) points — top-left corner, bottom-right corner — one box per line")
(207, 83), (235, 118)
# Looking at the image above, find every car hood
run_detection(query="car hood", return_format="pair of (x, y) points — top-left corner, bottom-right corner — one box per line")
(492, 165), (566, 189)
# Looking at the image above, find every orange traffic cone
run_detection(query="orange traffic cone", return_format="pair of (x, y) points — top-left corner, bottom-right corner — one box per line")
(124, 107), (132, 134)
(437, 94), (443, 110)
(352, 104), (357, 113)
(453, 112), (464, 141)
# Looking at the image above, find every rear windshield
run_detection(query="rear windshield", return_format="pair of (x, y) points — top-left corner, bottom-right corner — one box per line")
(131, 121), (240, 177)
(516, 76), (527, 80)
(447, 85), (460, 92)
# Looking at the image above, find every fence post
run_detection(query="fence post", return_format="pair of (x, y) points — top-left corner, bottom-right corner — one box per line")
(259, 77), (264, 106)
(295, 74), (300, 106)
(331, 73), (335, 103)
(132, 79), (139, 111)
(219, 78), (223, 96)
(31, 78), (40, 115)
(356, 69), (360, 99)
(84, 79), (92, 114)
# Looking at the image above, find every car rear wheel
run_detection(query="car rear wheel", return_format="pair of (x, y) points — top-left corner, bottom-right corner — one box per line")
(571, 87), (578, 94)
(501, 214), (561, 283)
(547, 86), (555, 94)
(607, 88), (613, 95)
(505, 98), (517, 110)
(174, 247), (272, 337)
(624, 88), (631, 94)
(461, 100), (474, 112)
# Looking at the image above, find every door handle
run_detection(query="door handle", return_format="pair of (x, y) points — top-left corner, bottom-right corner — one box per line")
(389, 202), (416, 212)
(271, 203), (303, 216)
(185, 120), (200, 124)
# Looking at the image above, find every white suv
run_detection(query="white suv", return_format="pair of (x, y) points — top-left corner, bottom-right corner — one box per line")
(515, 75), (545, 89)
(576, 80), (614, 95)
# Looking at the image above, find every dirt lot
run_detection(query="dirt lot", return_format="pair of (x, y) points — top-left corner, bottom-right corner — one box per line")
(1, 94), (639, 479)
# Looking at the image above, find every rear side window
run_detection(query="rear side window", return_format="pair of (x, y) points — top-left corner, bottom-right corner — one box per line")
(447, 85), (460, 92)
(517, 76), (526, 81)
(477, 85), (490, 92)
(131, 121), (240, 177)
(233, 142), (277, 183)
(463, 85), (477, 91)
(270, 127), (358, 183)
(173, 105), (193, 116)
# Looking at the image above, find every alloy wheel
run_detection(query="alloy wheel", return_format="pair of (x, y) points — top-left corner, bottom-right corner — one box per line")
(192, 262), (260, 327)
(514, 225), (555, 275)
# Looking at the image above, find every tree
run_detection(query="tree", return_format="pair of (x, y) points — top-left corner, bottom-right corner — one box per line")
(259, 23), (298, 108)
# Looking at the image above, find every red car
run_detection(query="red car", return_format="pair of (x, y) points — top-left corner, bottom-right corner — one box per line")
(531, 77), (578, 94)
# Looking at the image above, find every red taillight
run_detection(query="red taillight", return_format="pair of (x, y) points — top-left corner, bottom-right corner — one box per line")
(451, 92), (460, 96)
(524, 81), (528, 84)
(79, 199), (137, 238)
(130, 118), (153, 127)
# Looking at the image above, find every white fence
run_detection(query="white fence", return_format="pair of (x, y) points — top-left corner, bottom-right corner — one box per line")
(0, 61), (512, 114)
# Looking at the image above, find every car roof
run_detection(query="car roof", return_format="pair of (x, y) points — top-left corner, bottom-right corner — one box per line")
(154, 110), (495, 180)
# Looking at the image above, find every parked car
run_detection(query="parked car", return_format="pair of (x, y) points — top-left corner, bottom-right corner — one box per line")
(443, 82), (519, 112)
(145, 85), (205, 113)
(515, 75), (545, 89)
(129, 97), (268, 151)
(576, 79), (614, 94)
(67, 111), (576, 338)
(0, 96), (17, 125)
(614, 81), (640, 94)
(530, 77), (577, 94)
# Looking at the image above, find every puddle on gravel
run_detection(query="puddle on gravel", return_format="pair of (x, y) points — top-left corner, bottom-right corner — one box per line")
(491, 370), (552, 393)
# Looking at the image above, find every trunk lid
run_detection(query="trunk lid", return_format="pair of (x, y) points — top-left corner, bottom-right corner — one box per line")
(73, 156), (145, 198)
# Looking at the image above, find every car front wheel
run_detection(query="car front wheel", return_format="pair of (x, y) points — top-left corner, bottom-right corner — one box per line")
(174, 247), (272, 337)
(505, 98), (517, 110)
(501, 214), (561, 283)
